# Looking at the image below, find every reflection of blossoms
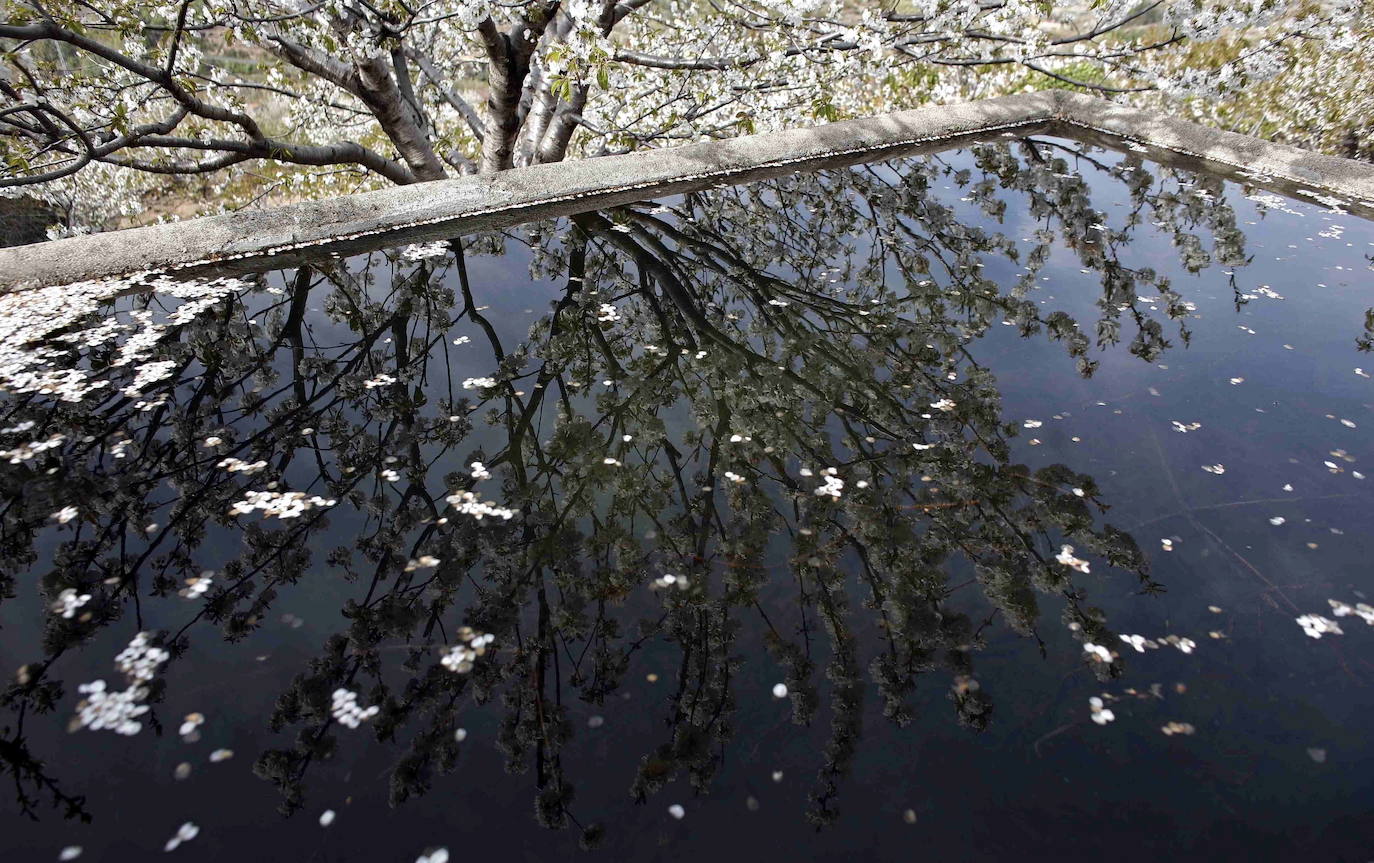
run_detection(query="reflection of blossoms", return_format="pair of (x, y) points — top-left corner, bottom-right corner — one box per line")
(218, 457), (268, 474)
(652, 573), (690, 590)
(1088, 696), (1115, 725)
(1329, 599), (1374, 625)
(51, 588), (92, 619)
(1, 432), (65, 464)
(1119, 633), (1153, 653)
(1056, 545), (1091, 573)
(404, 555), (441, 572)
(401, 241), (448, 261)
(119, 358), (179, 397)
(1164, 635), (1197, 654)
(0, 274), (245, 403)
(229, 490), (337, 519)
(331, 689), (380, 729)
(3, 143), (1227, 833)
(115, 631), (170, 682)
(73, 681), (150, 736)
(72, 633), (169, 736)
(179, 573), (213, 599)
(1083, 642), (1113, 663)
(1296, 614), (1344, 639)
(445, 490), (515, 521)
(814, 470), (844, 498)
(440, 627), (495, 674)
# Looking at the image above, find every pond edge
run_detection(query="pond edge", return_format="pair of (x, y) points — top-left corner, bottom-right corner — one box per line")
(2, 90), (1372, 291)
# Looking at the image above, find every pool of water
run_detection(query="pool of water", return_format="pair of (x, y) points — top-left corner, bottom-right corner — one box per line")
(2, 137), (1372, 861)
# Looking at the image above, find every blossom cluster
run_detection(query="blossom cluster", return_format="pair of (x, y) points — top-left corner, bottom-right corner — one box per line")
(331, 688), (381, 729)
(1328, 599), (1374, 625)
(230, 490), (338, 519)
(72, 632), (170, 736)
(218, 457), (269, 474)
(1296, 614), (1343, 639)
(445, 489), (516, 521)
(1, 433), (66, 465)
(179, 572), (213, 599)
(51, 588), (92, 619)
(439, 627), (495, 674)
(1088, 696), (1115, 726)
(401, 241), (449, 261)
(813, 469), (844, 498)
(0, 274), (245, 404)
(1118, 633), (1197, 655)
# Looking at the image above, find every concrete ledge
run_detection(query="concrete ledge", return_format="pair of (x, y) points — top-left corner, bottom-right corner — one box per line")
(0, 93), (1057, 289)
(1, 89), (1372, 290)
(1050, 91), (1374, 212)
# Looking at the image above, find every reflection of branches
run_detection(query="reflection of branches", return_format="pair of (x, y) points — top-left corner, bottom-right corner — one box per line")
(0, 140), (1257, 841)
(1, 717), (90, 823)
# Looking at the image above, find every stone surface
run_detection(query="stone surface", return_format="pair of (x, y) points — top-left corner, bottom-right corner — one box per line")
(1, 90), (1371, 291)
(1053, 92), (1374, 208)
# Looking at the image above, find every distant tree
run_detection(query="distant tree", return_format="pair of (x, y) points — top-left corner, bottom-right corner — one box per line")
(0, 1), (1366, 230)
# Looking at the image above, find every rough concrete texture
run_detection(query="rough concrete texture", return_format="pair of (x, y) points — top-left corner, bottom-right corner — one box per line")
(1052, 92), (1374, 207)
(2, 89), (1372, 290)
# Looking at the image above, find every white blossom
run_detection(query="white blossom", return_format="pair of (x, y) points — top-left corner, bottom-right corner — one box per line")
(1297, 614), (1344, 639)
(51, 588), (92, 619)
(440, 628), (494, 674)
(330, 688), (380, 729)
(1328, 599), (1374, 625)
(445, 490), (515, 521)
(1056, 545), (1090, 573)
(1088, 696), (1115, 725)
(230, 490), (337, 519)
(163, 822), (199, 852)
(1082, 642), (1112, 663)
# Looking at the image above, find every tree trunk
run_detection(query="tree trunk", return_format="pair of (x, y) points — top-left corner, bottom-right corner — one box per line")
(356, 54), (447, 181)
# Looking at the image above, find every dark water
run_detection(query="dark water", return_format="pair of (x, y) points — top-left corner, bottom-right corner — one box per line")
(2, 138), (1372, 862)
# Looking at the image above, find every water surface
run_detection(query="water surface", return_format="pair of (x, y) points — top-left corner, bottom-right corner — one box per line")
(2, 137), (1373, 861)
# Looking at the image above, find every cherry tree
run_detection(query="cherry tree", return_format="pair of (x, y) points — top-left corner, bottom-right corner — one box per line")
(0, 0), (1367, 231)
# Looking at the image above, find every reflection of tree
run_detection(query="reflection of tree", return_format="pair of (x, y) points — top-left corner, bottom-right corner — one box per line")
(0, 140), (1252, 843)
